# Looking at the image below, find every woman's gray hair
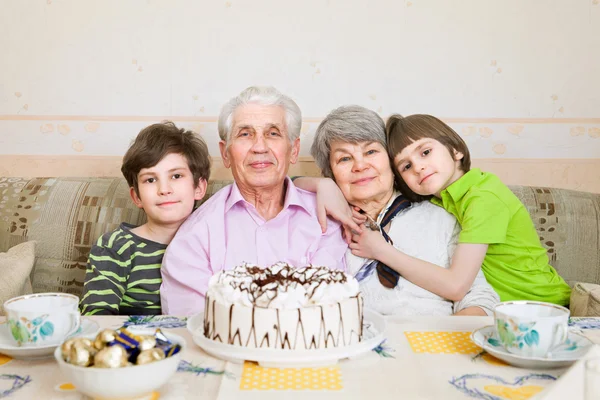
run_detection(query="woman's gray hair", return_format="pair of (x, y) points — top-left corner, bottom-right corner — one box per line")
(218, 86), (302, 145)
(311, 105), (386, 179)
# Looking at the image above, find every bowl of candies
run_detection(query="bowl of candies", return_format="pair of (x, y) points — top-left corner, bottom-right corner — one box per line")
(54, 327), (184, 399)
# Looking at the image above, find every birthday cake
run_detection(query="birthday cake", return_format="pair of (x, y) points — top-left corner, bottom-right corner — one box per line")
(203, 262), (364, 349)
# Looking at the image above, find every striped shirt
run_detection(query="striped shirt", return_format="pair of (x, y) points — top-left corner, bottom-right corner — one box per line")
(80, 223), (167, 316)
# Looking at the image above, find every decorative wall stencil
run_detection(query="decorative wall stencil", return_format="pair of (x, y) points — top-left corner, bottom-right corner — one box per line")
(40, 124), (54, 134)
(493, 144), (506, 154)
(192, 123), (205, 133)
(462, 126), (477, 136)
(508, 125), (524, 135)
(479, 127), (494, 138)
(589, 128), (600, 138)
(449, 373), (556, 400)
(84, 123), (100, 133)
(490, 60), (503, 75)
(71, 140), (84, 152)
(570, 127), (586, 136)
(300, 123), (311, 135)
(0, 0), (599, 188)
(58, 124), (70, 135)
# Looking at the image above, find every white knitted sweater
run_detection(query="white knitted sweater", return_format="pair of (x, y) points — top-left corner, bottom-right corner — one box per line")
(346, 195), (499, 316)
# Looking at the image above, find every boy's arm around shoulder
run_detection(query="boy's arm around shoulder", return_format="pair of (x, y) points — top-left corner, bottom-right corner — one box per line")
(440, 213), (499, 315)
(79, 233), (129, 316)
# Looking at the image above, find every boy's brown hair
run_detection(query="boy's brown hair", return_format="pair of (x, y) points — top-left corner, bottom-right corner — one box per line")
(386, 114), (471, 202)
(121, 121), (211, 196)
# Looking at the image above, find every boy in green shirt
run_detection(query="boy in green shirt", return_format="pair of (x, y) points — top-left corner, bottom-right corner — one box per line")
(349, 113), (570, 305)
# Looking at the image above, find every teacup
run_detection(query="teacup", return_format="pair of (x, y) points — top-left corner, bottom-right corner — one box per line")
(3, 293), (81, 347)
(493, 301), (569, 358)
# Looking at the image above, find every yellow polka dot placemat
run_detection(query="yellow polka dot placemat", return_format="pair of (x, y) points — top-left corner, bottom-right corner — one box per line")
(405, 331), (481, 354)
(240, 361), (343, 391)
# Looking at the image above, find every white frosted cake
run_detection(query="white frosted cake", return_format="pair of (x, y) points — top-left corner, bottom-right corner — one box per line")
(203, 263), (364, 349)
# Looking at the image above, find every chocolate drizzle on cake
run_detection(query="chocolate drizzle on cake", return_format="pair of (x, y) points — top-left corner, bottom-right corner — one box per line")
(204, 263), (364, 350)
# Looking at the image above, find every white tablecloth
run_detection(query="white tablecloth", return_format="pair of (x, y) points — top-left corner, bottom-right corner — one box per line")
(1, 315), (598, 400)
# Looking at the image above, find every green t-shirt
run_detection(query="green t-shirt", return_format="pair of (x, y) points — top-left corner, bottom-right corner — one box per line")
(431, 169), (571, 306)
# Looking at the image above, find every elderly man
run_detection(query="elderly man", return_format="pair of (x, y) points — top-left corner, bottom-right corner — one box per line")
(160, 86), (348, 316)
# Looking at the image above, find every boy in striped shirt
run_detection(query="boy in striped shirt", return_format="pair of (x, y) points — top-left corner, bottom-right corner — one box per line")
(80, 121), (211, 315)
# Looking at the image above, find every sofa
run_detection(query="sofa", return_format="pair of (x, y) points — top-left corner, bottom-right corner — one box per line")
(1, 176), (599, 314)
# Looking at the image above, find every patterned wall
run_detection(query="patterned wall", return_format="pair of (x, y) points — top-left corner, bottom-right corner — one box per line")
(0, 1), (599, 185)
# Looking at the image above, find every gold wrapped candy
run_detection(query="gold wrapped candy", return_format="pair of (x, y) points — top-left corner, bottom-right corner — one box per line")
(94, 344), (128, 368)
(137, 335), (157, 351)
(61, 327), (180, 368)
(136, 348), (165, 365)
(93, 329), (118, 350)
(69, 342), (96, 367)
(60, 338), (76, 361)
(62, 337), (94, 365)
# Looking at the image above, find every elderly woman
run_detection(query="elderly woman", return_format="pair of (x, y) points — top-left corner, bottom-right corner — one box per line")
(160, 87), (348, 316)
(296, 105), (499, 316)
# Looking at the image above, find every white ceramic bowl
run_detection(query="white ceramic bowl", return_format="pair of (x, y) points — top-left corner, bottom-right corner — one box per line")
(54, 329), (184, 399)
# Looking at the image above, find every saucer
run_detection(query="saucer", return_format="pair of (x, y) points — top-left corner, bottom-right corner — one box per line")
(0, 318), (100, 360)
(187, 308), (386, 368)
(471, 325), (593, 369)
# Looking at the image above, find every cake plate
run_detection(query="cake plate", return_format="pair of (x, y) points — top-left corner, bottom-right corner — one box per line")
(187, 308), (386, 368)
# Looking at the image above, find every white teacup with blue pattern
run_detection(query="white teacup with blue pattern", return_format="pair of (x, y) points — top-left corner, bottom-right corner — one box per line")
(493, 301), (569, 358)
(3, 293), (81, 347)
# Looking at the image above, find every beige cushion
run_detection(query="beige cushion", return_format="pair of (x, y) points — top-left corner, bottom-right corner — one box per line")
(570, 282), (600, 317)
(0, 241), (35, 316)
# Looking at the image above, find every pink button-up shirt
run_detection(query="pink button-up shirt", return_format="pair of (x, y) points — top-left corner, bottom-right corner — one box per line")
(160, 178), (348, 316)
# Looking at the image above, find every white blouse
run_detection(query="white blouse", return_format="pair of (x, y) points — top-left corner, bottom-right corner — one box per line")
(346, 194), (499, 316)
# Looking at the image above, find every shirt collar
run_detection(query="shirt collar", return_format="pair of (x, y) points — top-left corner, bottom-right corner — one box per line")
(376, 191), (401, 224)
(432, 168), (483, 208)
(225, 177), (314, 217)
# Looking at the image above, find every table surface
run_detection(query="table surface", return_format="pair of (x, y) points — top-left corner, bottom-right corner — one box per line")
(1, 314), (599, 400)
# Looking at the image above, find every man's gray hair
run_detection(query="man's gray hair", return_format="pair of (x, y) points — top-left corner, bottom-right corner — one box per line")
(218, 86), (302, 144)
(311, 105), (386, 179)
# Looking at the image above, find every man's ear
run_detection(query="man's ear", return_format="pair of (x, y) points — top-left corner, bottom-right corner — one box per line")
(290, 137), (300, 165)
(453, 149), (464, 161)
(219, 140), (231, 168)
(194, 178), (208, 200)
(129, 187), (143, 209)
